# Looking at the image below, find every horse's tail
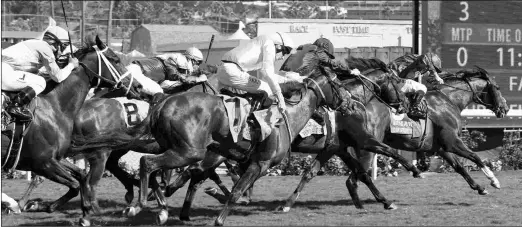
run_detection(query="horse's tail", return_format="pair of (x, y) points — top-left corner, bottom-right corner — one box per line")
(71, 100), (166, 151)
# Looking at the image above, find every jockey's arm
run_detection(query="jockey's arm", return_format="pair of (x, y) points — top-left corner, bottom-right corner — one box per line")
(43, 56), (76, 83)
(259, 40), (285, 104)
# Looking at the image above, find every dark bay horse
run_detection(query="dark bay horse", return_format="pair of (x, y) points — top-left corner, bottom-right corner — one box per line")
(282, 66), (509, 212)
(70, 50), (362, 225)
(0, 35), (143, 215)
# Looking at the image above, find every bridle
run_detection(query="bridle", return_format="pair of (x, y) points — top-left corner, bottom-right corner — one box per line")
(437, 75), (499, 110)
(79, 46), (135, 96)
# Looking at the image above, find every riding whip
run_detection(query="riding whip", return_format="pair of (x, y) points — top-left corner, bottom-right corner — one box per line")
(59, 0), (74, 55)
(205, 35), (215, 64)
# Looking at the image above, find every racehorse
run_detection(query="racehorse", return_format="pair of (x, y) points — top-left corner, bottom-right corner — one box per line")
(0, 35), (143, 215)
(281, 64), (509, 211)
(70, 48), (371, 225)
(12, 64), (219, 216)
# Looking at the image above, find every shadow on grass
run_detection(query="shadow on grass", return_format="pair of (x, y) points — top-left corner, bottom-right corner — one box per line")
(245, 199), (386, 211)
(17, 199), (255, 226)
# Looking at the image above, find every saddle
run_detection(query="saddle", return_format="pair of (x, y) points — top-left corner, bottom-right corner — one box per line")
(1, 91), (31, 172)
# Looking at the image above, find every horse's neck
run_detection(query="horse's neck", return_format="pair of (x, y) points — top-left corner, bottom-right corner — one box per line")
(437, 80), (480, 111)
(37, 69), (91, 117)
(287, 91), (319, 137)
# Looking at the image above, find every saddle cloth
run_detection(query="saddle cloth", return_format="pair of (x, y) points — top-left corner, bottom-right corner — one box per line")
(218, 94), (284, 143)
(111, 97), (150, 128)
(388, 108), (426, 138)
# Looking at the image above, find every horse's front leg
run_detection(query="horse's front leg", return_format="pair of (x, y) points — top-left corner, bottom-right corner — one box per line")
(214, 160), (270, 226)
(437, 151), (488, 195)
(17, 174), (45, 212)
(79, 148), (111, 226)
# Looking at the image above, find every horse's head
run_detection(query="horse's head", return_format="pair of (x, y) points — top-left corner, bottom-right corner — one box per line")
(452, 66), (509, 118)
(74, 35), (143, 99)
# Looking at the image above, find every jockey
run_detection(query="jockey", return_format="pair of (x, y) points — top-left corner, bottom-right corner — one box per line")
(217, 32), (300, 114)
(312, 38), (361, 77)
(154, 48), (207, 92)
(184, 47), (204, 72)
(393, 53), (444, 117)
(1, 25), (79, 121)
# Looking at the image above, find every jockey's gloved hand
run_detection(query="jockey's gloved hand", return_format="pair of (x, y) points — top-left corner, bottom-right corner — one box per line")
(351, 68), (361, 76)
(68, 56), (79, 68)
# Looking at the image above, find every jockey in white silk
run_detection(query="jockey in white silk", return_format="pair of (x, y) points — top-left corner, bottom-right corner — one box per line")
(217, 32), (301, 112)
(1, 25), (79, 120)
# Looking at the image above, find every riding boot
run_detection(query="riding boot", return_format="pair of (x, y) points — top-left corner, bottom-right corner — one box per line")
(409, 90), (426, 118)
(7, 86), (36, 122)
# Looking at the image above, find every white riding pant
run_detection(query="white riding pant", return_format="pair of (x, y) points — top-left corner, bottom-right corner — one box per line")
(216, 62), (274, 96)
(126, 64), (163, 96)
(400, 79), (427, 94)
(1, 62), (46, 95)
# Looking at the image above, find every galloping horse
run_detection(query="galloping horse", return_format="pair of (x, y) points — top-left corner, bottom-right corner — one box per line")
(0, 35), (143, 216)
(282, 65), (509, 211)
(71, 48), (367, 225)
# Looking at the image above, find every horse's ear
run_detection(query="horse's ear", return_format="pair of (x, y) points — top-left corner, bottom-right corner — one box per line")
(95, 35), (107, 50)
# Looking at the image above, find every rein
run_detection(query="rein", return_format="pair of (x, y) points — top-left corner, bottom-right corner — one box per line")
(436, 78), (494, 108)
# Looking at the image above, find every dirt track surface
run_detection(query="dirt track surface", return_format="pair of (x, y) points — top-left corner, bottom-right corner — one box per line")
(2, 171), (522, 226)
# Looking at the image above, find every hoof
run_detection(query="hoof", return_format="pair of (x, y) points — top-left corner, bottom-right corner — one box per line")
(79, 218), (91, 226)
(204, 187), (218, 196)
(491, 180), (501, 189)
(275, 205), (291, 212)
(124, 192), (133, 205)
(124, 206), (139, 217)
(214, 219), (224, 226)
(413, 172), (425, 179)
(179, 215), (190, 221)
(479, 189), (489, 195)
(156, 209), (168, 225)
(385, 203), (398, 210)
(235, 196), (250, 205)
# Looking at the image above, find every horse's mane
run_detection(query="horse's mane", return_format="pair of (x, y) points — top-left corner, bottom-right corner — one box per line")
(344, 57), (389, 73)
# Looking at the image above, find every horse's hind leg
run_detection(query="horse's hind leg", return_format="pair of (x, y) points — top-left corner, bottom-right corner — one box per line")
(79, 148), (112, 226)
(337, 151), (396, 210)
(362, 137), (423, 178)
(105, 149), (138, 204)
(279, 151), (334, 213)
(18, 174), (45, 211)
(179, 169), (208, 221)
(437, 151), (488, 195)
